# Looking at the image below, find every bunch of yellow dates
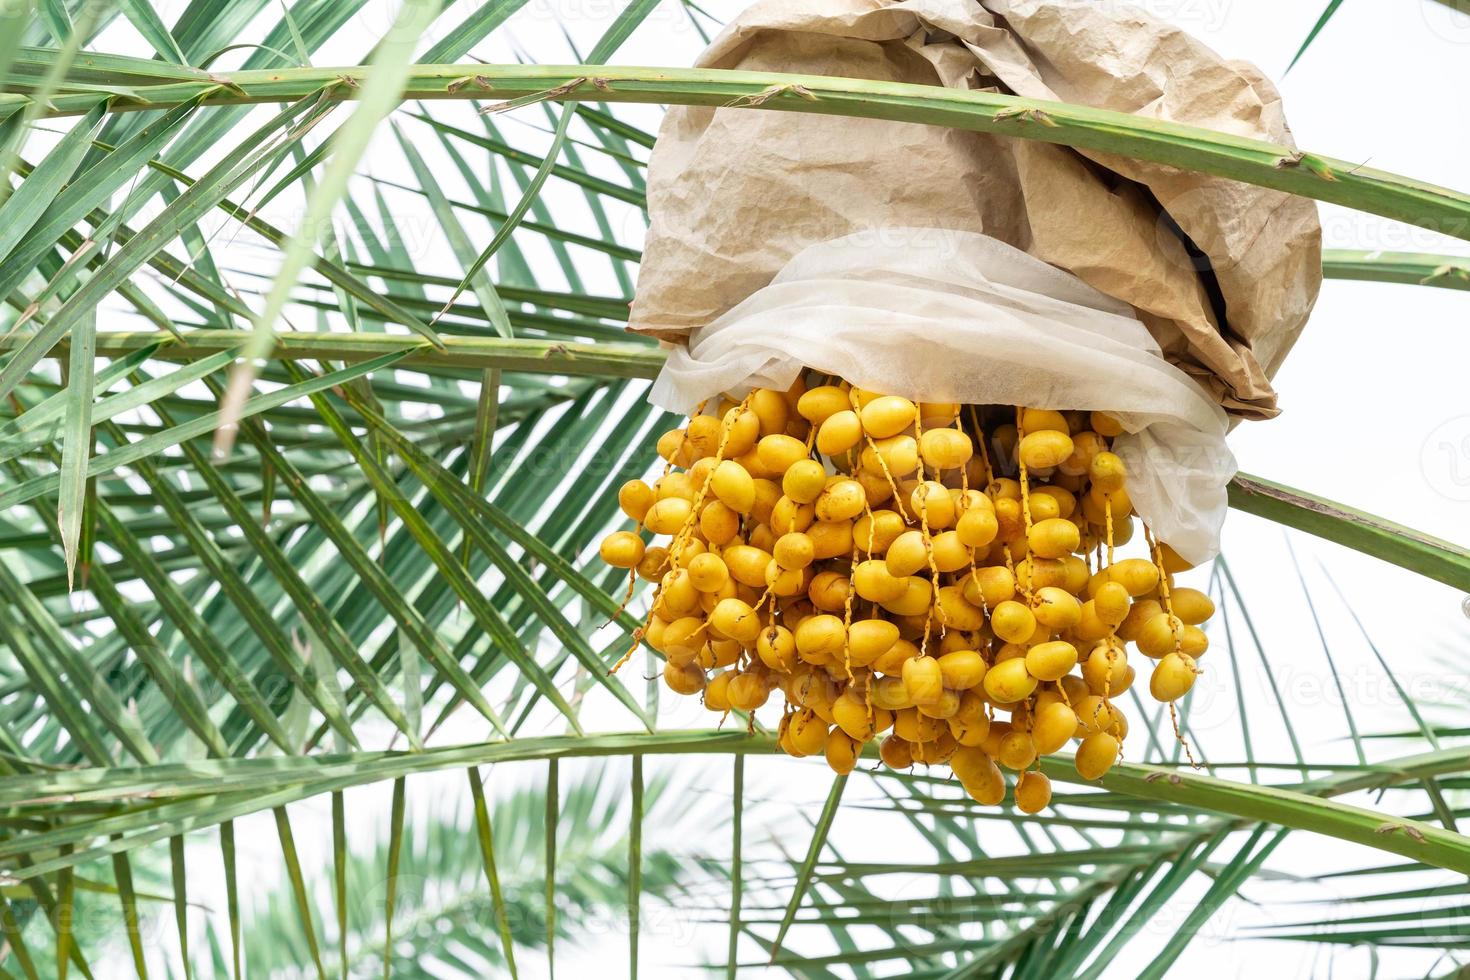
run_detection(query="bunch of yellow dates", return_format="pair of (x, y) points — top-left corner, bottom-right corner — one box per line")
(600, 374), (1213, 813)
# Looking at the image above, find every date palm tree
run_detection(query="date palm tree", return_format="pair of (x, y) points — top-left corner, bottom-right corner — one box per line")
(0, 1), (1467, 977)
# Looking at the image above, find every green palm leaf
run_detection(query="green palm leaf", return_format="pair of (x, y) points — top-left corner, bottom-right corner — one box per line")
(0, 2), (1466, 977)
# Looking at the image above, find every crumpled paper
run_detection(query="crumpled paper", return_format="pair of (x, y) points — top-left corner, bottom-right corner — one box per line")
(629, 0), (1322, 419)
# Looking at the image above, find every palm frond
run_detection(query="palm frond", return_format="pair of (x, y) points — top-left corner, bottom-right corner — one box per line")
(10, 61), (1470, 242)
(0, 3), (1465, 977)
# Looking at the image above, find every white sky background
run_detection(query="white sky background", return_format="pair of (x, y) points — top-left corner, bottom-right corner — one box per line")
(63, 0), (1470, 977)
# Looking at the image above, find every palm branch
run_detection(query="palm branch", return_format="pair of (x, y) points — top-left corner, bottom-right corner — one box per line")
(0, 1), (1466, 977)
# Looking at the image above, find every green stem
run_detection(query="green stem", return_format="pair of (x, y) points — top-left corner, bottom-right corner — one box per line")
(1228, 475), (1470, 591)
(1323, 249), (1470, 291)
(0, 328), (663, 378)
(12, 63), (1470, 240)
(4, 732), (1470, 876)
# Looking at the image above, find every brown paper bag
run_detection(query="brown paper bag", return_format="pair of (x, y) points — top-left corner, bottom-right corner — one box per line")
(628, 0), (1322, 419)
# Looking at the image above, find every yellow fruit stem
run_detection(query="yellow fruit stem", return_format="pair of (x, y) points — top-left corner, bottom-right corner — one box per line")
(1014, 408), (1035, 528)
(611, 624), (647, 676)
(661, 395), (747, 578)
(968, 405), (994, 486)
(607, 566), (641, 630)
(850, 388), (910, 523)
(1144, 525), (1185, 656)
(753, 582), (776, 617)
(1145, 524), (1202, 769)
(1013, 407), (1035, 603)
(853, 496), (878, 722)
(913, 412), (947, 636)
(1001, 413), (1037, 745)
(963, 407), (999, 728)
(841, 539), (859, 683)
(615, 397), (728, 675)
(1166, 701), (1198, 768)
(955, 412), (972, 497)
(1100, 494), (1120, 721)
(857, 488), (877, 554)
(606, 402), (705, 631)
(960, 414), (992, 626)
